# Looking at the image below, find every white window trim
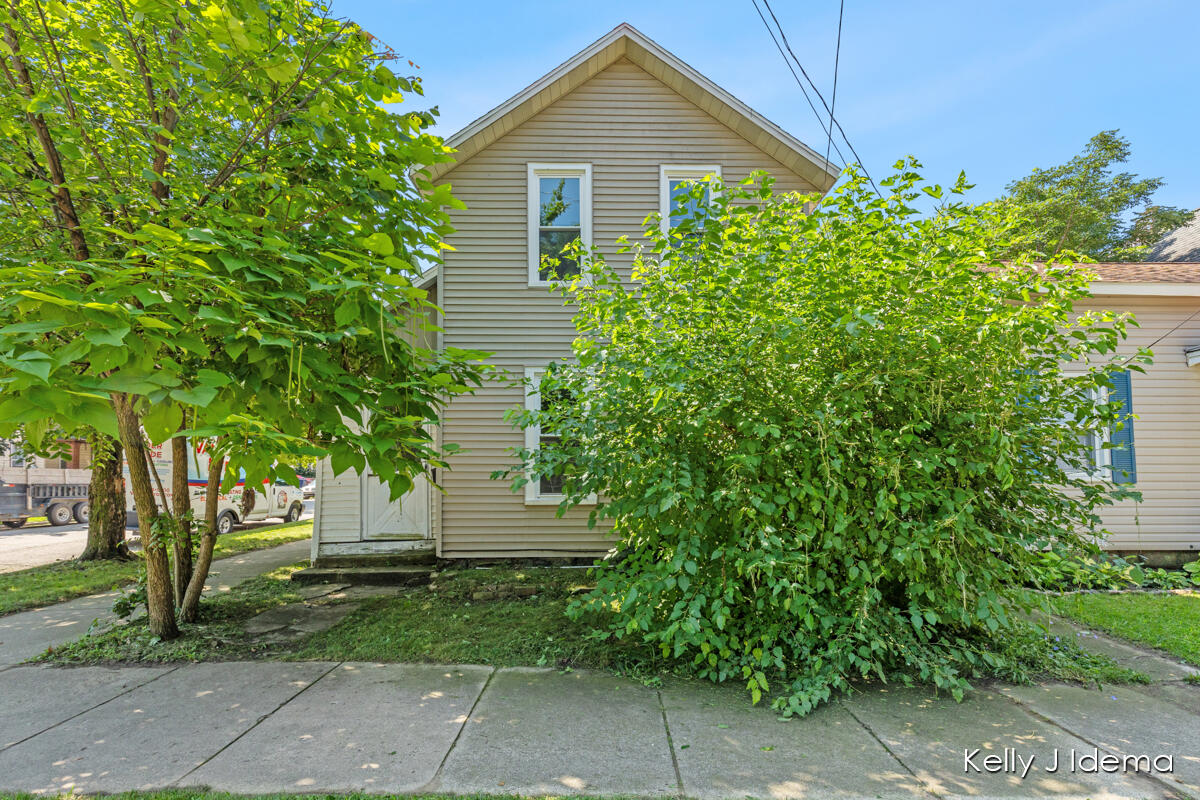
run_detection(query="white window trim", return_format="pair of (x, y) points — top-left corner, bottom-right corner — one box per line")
(528, 163), (592, 288)
(1058, 375), (1111, 482)
(523, 366), (596, 506)
(660, 164), (722, 234)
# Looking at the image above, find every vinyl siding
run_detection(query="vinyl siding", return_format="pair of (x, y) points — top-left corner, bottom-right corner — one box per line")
(315, 456), (361, 544)
(1074, 295), (1200, 552)
(437, 58), (822, 557)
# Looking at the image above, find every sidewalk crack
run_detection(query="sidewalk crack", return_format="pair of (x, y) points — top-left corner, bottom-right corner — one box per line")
(170, 660), (342, 788)
(656, 689), (685, 798)
(999, 690), (1191, 800)
(418, 664), (496, 792)
(839, 696), (944, 800)
(0, 664), (182, 754)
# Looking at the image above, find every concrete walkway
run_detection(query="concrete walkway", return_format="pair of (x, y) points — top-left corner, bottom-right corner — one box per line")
(0, 648), (1196, 798)
(0, 538), (310, 667)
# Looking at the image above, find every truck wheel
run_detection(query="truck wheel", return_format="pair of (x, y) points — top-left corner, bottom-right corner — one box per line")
(2, 519), (26, 529)
(73, 501), (90, 524)
(284, 502), (303, 523)
(47, 503), (73, 526)
(216, 511), (236, 536)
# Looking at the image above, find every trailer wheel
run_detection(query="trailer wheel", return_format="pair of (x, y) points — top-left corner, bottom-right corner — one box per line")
(216, 511), (236, 536)
(2, 519), (26, 529)
(73, 501), (89, 524)
(284, 502), (303, 523)
(46, 503), (73, 526)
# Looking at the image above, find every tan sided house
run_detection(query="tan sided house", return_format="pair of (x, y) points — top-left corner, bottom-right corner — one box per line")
(310, 24), (1200, 564)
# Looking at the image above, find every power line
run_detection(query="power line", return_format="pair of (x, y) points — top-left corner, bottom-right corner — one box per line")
(755, 0), (881, 197)
(749, 0), (848, 169)
(825, 0), (844, 172)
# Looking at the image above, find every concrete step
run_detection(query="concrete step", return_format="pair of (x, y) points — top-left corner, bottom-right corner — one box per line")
(313, 547), (436, 569)
(290, 565), (433, 586)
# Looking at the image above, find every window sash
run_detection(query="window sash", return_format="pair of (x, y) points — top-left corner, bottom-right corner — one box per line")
(659, 164), (721, 234)
(527, 164), (592, 287)
(1055, 381), (1111, 481)
(522, 366), (596, 505)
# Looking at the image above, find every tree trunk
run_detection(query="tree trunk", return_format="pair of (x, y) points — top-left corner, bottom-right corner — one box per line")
(112, 393), (178, 639)
(171, 433), (193, 605)
(79, 434), (129, 561)
(180, 451), (224, 623)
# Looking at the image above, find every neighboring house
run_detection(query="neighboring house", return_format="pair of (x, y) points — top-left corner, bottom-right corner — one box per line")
(311, 24), (1200, 564)
(1078, 264), (1200, 563)
(1146, 209), (1200, 262)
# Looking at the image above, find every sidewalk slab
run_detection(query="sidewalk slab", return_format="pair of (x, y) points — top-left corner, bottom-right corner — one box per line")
(185, 662), (491, 794)
(0, 664), (172, 750)
(197, 538), (311, 592)
(842, 685), (1172, 800)
(1050, 620), (1199, 683)
(0, 661), (333, 794)
(660, 680), (927, 800)
(0, 593), (117, 667)
(436, 667), (678, 797)
(1004, 683), (1200, 796)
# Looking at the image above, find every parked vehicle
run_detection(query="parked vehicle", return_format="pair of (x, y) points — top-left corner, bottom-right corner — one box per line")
(298, 475), (316, 498)
(126, 442), (304, 534)
(0, 481), (90, 528)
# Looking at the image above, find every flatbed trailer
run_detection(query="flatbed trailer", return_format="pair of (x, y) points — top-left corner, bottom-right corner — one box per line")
(0, 481), (90, 528)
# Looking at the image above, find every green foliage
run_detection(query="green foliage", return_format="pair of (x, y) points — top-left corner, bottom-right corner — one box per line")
(0, 0), (487, 498)
(1029, 551), (1200, 591)
(999, 130), (1195, 261)
(506, 162), (1148, 716)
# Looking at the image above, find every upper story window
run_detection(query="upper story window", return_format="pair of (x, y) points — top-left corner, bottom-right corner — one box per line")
(660, 165), (721, 235)
(528, 163), (592, 286)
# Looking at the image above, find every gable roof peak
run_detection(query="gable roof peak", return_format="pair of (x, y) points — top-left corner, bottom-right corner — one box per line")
(430, 23), (837, 190)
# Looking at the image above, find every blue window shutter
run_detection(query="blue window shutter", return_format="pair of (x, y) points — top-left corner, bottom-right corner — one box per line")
(1108, 369), (1136, 484)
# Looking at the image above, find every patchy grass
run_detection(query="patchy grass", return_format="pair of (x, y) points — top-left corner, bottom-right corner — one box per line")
(40, 563), (306, 664)
(1052, 590), (1200, 666)
(296, 567), (669, 679)
(0, 521), (312, 617)
(34, 562), (1150, 694)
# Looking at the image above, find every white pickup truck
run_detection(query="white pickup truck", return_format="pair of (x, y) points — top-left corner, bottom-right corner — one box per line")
(127, 442), (304, 535)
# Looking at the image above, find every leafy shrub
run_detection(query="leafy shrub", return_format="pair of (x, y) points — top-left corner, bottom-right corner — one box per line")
(1031, 551), (1200, 590)
(504, 163), (1147, 716)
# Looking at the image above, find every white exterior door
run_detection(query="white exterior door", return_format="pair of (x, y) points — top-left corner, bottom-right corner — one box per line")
(362, 472), (430, 540)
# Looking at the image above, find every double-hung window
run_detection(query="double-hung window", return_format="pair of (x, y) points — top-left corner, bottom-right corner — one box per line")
(1053, 370), (1137, 483)
(523, 366), (596, 505)
(660, 165), (721, 235)
(528, 163), (592, 286)
(1055, 384), (1110, 481)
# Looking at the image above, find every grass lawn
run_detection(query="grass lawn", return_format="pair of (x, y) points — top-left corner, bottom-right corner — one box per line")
(1052, 590), (1200, 666)
(39, 562), (1150, 690)
(0, 520), (313, 617)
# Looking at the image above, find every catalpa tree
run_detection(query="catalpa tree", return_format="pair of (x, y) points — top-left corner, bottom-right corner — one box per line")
(0, 0), (486, 636)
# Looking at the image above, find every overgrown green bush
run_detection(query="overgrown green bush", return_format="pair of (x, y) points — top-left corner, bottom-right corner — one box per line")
(505, 162), (1147, 716)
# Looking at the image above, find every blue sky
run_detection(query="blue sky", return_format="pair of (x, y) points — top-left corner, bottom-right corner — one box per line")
(337, 0), (1198, 210)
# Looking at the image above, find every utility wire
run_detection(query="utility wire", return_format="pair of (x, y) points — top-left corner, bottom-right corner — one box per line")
(749, 0), (848, 169)
(825, 0), (844, 172)
(756, 0), (881, 197)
